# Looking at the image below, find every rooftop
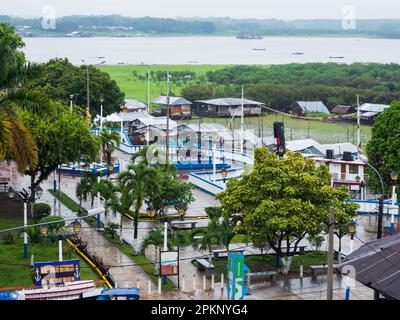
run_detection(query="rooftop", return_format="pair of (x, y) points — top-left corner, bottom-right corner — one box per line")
(153, 96), (192, 106)
(124, 99), (147, 110)
(359, 103), (390, 113)
(195, 98), (265, 107)
(296, 101), (330, 114)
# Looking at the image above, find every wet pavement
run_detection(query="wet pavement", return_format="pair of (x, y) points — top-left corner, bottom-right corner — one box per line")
(4, 161), (383, 300)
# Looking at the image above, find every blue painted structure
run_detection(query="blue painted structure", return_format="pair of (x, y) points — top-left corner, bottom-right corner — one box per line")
(97, 288), (140, 300)
(227, 252), (250, 300)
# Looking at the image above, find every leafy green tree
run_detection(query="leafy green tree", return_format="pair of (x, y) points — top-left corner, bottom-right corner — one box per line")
(22, 105), (100, 201)
(192, 219), (220, 264)
(93, 178), (119, 224)
(0, 23), (25, 88)
(366, 101), (400, 194)
(26, 58), (125, 118)
(146, 167), (195, 216)
(32, 203), (51, 223)
(217, 149), (358, 265)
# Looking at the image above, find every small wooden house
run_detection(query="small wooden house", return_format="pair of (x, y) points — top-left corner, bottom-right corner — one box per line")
(152, 96), (192, 119)
(291, 101), (330, 116)
(331, 105), (356, 117)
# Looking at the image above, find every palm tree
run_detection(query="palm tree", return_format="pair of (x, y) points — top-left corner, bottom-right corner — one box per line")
(140, 229), (168, 264)
(93, 179), (118, 225)
(118, 163), (157, 243)
(192, 219), (220, 264)
(0, 87), (51, 174)
(99, 129), (120, 176)
(76, 172), (98, 209)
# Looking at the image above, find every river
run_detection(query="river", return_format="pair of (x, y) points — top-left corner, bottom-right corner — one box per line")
(22, 36), (400, 65)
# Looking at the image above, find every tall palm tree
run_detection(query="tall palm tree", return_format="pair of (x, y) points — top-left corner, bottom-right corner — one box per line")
(118, 163), (157, 242)
(140, 228), (170, 264)
(192, 219), (220, 264)
(99, 129), (120, 176)
(76, 172), (98, 209)
(0, 87), (51, 173)
(93, 179), (118, 225)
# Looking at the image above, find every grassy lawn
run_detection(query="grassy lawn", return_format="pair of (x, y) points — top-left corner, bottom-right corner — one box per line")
(98, 65), (231, 102)
(183, 114), (372, 145)
(0, 238), (100, 288)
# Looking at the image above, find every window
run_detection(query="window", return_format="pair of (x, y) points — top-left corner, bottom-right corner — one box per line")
(349, 164), (359, 174)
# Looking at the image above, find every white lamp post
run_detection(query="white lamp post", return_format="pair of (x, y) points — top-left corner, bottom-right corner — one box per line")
(390, 171), (398, 236)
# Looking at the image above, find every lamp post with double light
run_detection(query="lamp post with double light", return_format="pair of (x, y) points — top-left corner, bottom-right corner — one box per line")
(390, 171), (398, 236)
(40, 219), (81, 261)
(345, 220), (357, 301)
(8, 186), (43, 259)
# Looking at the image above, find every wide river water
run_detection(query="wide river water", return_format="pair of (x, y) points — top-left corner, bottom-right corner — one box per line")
(22, 36), (400, 65)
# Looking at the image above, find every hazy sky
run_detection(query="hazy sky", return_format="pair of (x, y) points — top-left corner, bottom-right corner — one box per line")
(2, 0), (399, 19)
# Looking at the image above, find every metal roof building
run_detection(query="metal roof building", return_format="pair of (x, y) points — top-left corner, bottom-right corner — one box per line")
(123, 99), (148, 112)
(295, 101), (330, 115)
(195, 98), (265, 106)
(359, 103), (390, 113)
(337, 235), (400, 300)
(153, 96), (192, 106)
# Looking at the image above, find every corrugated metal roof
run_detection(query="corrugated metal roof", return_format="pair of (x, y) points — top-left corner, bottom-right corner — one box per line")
(359, 103), (390, 113)
(124, 99), (147, 109)
(337, 235), (400, 299)
(178, 123), (229, 133)
(296, 101), (330, 114)
(285, 139), (319, 152)
(317, 142), (358, 156)
(331, 105), (354, 114)
(195, 98), (265, 106)
(153, 96), (192, 105)
(360, 111), (379, 118)
(104, 112), (177, 128)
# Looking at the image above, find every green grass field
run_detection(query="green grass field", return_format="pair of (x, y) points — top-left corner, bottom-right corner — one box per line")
(98, 65), (230, 102)
(183, 115), (372, 145)
(0, 237), (99, 287)
(100, 64), (372, 145)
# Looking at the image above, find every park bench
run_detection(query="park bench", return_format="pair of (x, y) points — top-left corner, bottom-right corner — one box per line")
(310, 265), (328, 281)
(195, 258), (215, 278)
(211, 248), (245, 259)
(212, 249), (227, 259)
(246, 271), (277, 287)
(280, 246), (307, 256)
(192, 235), (204, 248)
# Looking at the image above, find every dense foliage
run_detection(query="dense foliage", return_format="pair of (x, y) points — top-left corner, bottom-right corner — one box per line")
(27, 58), (125, 118)
(3, 15), (400, 38)
(182, 64), (400, 111)
(366, 101), (400, 194)
(217, 149), (358, 260)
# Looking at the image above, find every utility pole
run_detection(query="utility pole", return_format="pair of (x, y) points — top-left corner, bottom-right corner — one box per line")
(166, 71), (171, 166)
(147, 67), (151, 146)
(357, 95), (361, 155)
(85, 64), (91, 123)
(327, 206), (334, 300)
(240, 85), (244, 154)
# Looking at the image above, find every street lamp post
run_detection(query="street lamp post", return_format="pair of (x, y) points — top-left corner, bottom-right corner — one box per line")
(70, 94), (74, 112)
(390, 171), (398, 235)
(345, 220), (357, 300)
(8, 186), (43, 259)
(166, 71), (171, 167)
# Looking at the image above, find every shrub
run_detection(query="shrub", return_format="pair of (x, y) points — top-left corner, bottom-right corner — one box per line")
(39, 216), (65, 233)
(27, 227), (42, 244)
(33, 203), (51, 222)
(2, 233), (16, 245)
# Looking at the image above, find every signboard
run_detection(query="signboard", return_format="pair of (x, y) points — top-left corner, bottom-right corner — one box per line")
(159, 250), (179, 276)
(33, 260), (80, 286)
(227, 252), (249, 300)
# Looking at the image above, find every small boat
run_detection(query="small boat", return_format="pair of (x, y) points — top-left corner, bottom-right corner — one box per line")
(253, 48), (266, 51)
(0, 280), (141, 301)
(329, 56), (344, 59)
(0, 280), (101, 300)
(292, 52), (304, 55)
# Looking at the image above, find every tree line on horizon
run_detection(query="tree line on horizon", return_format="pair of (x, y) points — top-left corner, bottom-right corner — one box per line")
(2, 15), (400, 37)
